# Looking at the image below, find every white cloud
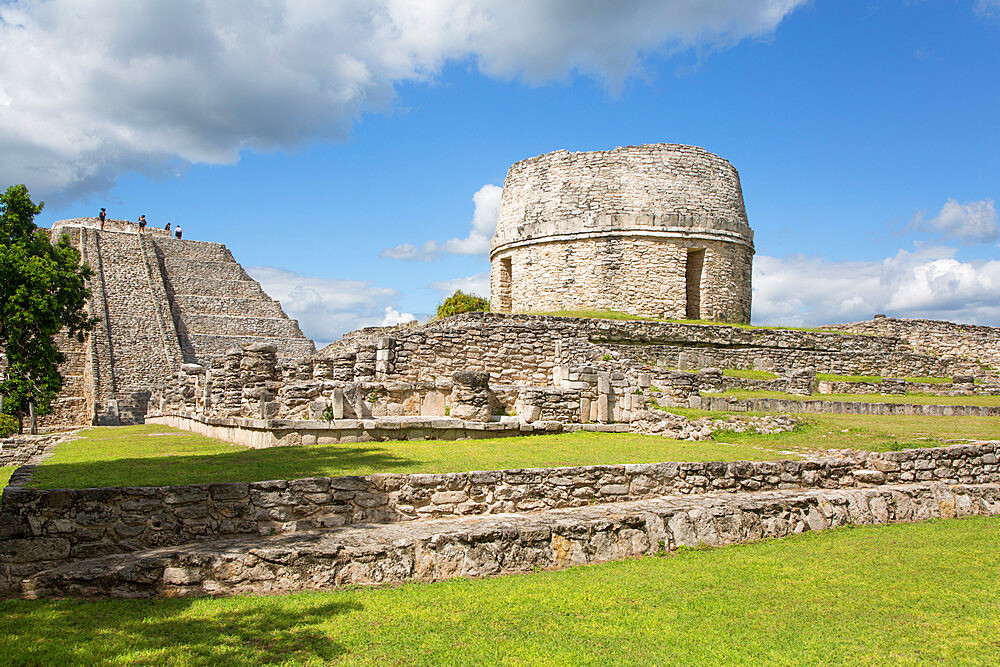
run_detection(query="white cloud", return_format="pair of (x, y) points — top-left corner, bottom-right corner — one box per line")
(382, 183), (502, 261)
(381, 306), (417, 327)
(975, 0), (1000, 17)
(912, 198), (998, 244)
(0, 0), (806, 201)
(246, 265), (415, 346)
(431, 271), (492, 299)
(753, 246), (1000, 327)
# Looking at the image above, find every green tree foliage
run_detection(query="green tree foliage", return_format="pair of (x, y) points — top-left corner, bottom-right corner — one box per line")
(436, 290), (489, 319)
(0, 185), (95, 430)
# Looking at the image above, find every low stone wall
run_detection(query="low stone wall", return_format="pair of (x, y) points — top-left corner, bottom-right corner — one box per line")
(0, 433), (71, 468)
(146, 413), (567, 449)
(3, 442), (996, 593)
(691, 394), (1000, 417)
(21, 482), (1000, 599)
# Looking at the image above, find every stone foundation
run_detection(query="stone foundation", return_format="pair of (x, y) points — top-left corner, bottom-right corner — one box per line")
(17, 482), (1000, 599)
(3, 441), (996, 594)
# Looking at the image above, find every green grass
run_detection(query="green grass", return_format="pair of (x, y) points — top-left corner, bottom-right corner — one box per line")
(0, 466), (15, 491)
(723, 368), (779, 381)
(29, 425), (798, 490)
(2, 517), (998, 664)
(816, 373), (954, 384)
(704, 388), (1000, 407)
(816, 373), (883, 383)
(525, 310), (854, 334)
(711, 412), (1000, 452)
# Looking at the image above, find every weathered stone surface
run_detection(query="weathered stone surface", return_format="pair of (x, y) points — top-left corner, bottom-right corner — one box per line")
(489, 144), (753, 323)
(3, 441), (997, 593)
(26, 219), (315, 428)
(19, 482), (1000, 599)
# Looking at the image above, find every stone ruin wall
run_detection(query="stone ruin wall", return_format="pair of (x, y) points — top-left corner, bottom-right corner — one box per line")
(490, 144), (754, 322)
(27, 219), (315, 428)
(151, 312), (990, 429)
(824, 316), (1000, 377)
(491, 237), (752, 323)
(3, 442), (998, 590)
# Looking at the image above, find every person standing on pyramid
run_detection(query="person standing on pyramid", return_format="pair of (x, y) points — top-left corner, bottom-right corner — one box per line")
(98, 208), (106, 229)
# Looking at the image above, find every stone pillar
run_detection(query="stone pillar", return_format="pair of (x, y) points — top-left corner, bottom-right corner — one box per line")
(879, 377), (906, 396)
(449, 371), (493, 422)
(696, 368), (724, 393)
(785, 368), (817, 396)
(240, 343), (279, 418)
(952, 375), (975, 393)
(375, 336), (394, 380)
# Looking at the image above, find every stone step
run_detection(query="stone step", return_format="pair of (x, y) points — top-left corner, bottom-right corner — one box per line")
(152, 237), (233, 263)
(171, 294), (288, 319)
(177, 313), (306, 338)
(163, 276), (267, 299)
(184, 334), (315, 360)
(19, 482), (1000, 599)
(161, 257), (251, 282)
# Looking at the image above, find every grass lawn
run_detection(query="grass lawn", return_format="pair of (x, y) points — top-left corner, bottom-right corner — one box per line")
(525, 310), (855, 334)
(1, 516), (997, 664)
(704, 388), (1000, 407)
(28, 425), (798, 490)
(816, 373), (955, 384)
(723, 368), (779, 381)
(0, 466), (14, 491)
(712, 412), (1000, 453)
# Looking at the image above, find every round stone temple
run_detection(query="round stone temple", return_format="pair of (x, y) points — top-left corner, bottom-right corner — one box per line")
(489, 143), (754, 323)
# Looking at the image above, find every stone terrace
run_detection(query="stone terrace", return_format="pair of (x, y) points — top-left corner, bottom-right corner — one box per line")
(2, 441), (997, 598)
(36, 219), (315, 426)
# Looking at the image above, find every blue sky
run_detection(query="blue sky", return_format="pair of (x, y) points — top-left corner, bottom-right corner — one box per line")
(3, 0), (998, 345)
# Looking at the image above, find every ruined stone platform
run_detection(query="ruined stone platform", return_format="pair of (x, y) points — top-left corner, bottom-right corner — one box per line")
(17, 482), (1000, 599)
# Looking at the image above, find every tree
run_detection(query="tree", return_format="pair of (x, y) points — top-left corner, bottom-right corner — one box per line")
(0, 185), (94, 433)
(436, 290), (489, 319)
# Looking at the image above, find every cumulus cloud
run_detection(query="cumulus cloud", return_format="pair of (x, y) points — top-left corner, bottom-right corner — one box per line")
(911, 198), (998, 244)
(381, 306), (417, 327)
(382, 184), (502, 261)
(0, 0), (806, 201)
(753, 246), (1000, 327)
(430, 271), (492, 299)
(247, 265), (416, 346)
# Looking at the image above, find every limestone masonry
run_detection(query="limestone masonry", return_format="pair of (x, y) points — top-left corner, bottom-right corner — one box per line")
(5, 150), (1000, 600)
(36, 218), (315, 427)
(490, 144), (754, 322)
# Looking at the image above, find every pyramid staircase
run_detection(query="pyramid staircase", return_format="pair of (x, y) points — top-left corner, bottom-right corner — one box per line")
(40, 220), (315, 426)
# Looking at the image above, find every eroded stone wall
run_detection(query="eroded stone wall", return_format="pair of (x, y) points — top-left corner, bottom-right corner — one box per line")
(153, 313), (988, 428)
(24, 219), (316, 427)
(490, 144), (754, 322)
(824, 316), (1000, 375)
(3, 442), (996, 590)
(491, 236), (752, 321)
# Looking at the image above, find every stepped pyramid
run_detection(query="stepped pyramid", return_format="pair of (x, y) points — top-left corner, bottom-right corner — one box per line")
(41, 218), (314, 426)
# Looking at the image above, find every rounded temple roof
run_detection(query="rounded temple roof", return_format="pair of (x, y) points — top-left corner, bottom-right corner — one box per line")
(491, 143), (753, 257)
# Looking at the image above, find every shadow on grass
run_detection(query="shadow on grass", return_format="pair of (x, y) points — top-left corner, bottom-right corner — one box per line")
(29, 444), (427, 489)
(0, 595), (360, 664)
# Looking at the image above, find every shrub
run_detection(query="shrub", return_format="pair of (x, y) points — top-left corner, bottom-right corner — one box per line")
(0, 414), (18, 437)
(437, 291), (489, 319)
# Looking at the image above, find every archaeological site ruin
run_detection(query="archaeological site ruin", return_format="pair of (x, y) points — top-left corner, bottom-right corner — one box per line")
(490, 144), (754, 322)
(2, 143), (999, 599)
